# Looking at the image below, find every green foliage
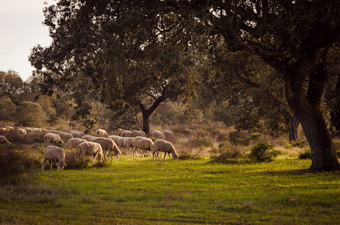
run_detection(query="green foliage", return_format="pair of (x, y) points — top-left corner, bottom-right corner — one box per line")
(291, 140), (308, 148)
(298, 149), (312, 160)
(193, 137), (213, 147)
(249, 142), (278, 162)
(229, 131), (262, 146)
(14, 101), (47, 127)
(210, 142), (247, 163)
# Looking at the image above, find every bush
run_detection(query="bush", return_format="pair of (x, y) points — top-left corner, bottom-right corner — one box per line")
(298, 149), (312, 159)
(249, 142), (278, 162)
(193, 137), (213, 147)
(14, 101), (47, 127)
(210, 141), (248, 163)
(291, 140), (308, 148)
(0, 147), (41, 185)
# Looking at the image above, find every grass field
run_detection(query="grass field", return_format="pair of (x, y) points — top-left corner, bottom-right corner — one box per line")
(1, 157), (339, 225)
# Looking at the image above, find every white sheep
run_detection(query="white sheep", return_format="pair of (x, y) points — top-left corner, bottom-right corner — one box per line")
(163, 129), (175, 140)
(0, 135), (11, 145)
(48, 129), (60, 134)
(81, 135), (97, 142)
(41, 146), (66, 171)
(108, 135), (125, 149)
(59, 132), (74, 141)
(133, 137), (153, 157)
(17, 128), (27, 135)
(44, 133), (65, 146)
(24, 127), (33, 134)
(123, 137), (135, 151)
(93, 137), (121, 159)
(32, 128), (43, 135)
(151, 139), (178, 160)
(122, 130), (133, 137)
(65, 138), (87, 149)
(78, 141), (104, 163)
(69, 130), (85, 138)
(149, 130), (165, 139)
(4, 126), (14, 131)
(96, 129), (109, 137)
(131, 130), (146, 137)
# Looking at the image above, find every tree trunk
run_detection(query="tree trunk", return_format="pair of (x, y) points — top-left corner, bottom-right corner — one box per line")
(141, 109), (151, 134)
(289, 114), (300, 142)
(285, 58), (340, 171)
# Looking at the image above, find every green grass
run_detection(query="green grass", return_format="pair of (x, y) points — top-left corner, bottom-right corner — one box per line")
(1, 157), (340, 224)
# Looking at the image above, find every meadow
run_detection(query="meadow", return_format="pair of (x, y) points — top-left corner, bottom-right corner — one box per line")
(1, 156), (339, 225)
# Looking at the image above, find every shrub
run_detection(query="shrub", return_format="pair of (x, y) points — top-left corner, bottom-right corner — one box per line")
(249, 142), (278, 162)
(210, 141), (248, 163)
(14, 101), (47, 127)
(298, 149), (312, 159)
(193, 137), (213, 147)
(0, 147), (41, 185)
(291, 140), (308, 148)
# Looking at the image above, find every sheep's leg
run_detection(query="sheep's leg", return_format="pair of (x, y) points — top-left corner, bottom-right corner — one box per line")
(93, 152), (98, 163)
(41, 158), (47, 171)
(49, 161), (53, 170)
(163, 152), (167, 160)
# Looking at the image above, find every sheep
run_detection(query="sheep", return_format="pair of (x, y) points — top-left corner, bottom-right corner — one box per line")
(93, 137), (121, 159)
(108, 135), (125, 149)
(41, 146), (66, 171)
(96, 129), (109, 137)
(121, 130), (133, 137)
(48, 129), (60, 134)
(32, 128), (43, 135)
(0, 135), (11, 145)
(17, 128), (27, 135)
(69, 130), (85, 138)
(149, 130), (165, 139)
(131, 130), (146, 137)
(163, 129), (175, 140)
(24, 127), (33, 134)
(4, 126), (14, 131)
(59, 132), (74, 141)
(81, 135), (97, 142)
(44, 133), (65, 146)
(133, 137), (153, 157)
(65, 138), (87, 149)
(151, 139), (178, 160)
(78, 141), (104, 163)
(123, 137), (135, 151)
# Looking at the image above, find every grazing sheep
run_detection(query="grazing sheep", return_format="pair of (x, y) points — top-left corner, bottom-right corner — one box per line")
(24, 127), (33, 134)
(96, 129), (109, 137)
(131, 130), (146, 137)
(151, 139), (178, 160)
(69, 130), (85, 138)
(41, 146), (66, 171)
(32, 128), (43, 135)
(93, 137), (121, 159)
(78, 141), (104, 163)
(81, 135), (97, 142)
(163, 129), (175, 140)
(149, 130), (166, 139)
(121, 130), (133, 137)
(123, 137), (135, 151)
(65, 138), (87, 149)
(17, 128), (27, 135)
(5, 126), (14, 131)
(0, 135), (11, 145)
(133, 137), (153, 157)
(108, 135), (125, 149)
(59, 132), (74, 141)
(44, 133), (65, 146)
(48, 129), (60, 134)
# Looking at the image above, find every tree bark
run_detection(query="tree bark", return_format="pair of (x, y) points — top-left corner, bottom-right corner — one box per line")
(289, 114), (300, 142)
(139, 94), (166, 134)
(285, 56), (340, 171)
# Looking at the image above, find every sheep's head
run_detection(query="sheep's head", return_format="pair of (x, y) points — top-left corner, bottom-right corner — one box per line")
(56, 161), (67, 171)
(172, 151), (179, 160)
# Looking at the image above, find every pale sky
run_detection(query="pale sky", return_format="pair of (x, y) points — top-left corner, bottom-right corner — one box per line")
(0, 0), (53, 81)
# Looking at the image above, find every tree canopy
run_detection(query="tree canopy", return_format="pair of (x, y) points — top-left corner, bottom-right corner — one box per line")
(30, 0), (340, 171)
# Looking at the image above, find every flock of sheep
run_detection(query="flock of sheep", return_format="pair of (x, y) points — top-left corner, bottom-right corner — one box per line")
(0, 126), (179, 172)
